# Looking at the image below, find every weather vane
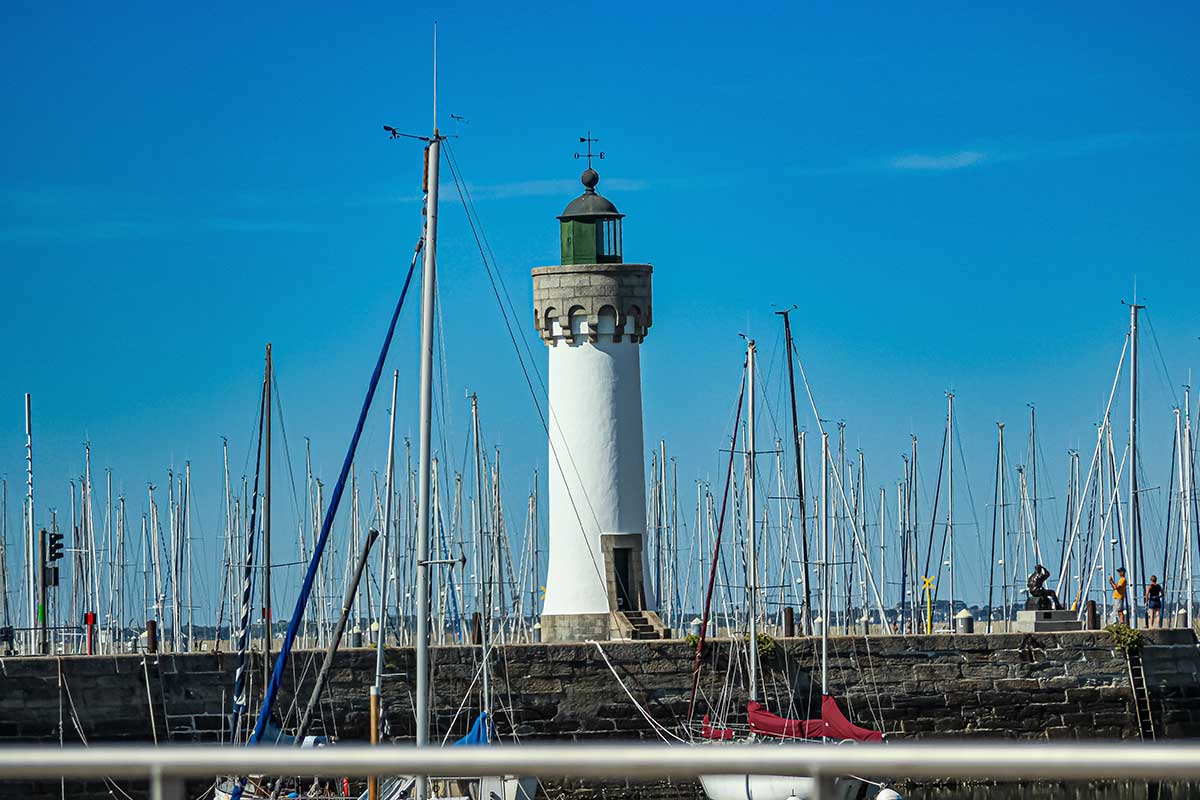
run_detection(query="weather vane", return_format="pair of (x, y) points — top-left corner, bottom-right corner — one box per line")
(574, 131), (605, 169)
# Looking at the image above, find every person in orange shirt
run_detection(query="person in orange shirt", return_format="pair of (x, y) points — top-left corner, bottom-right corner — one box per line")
(1109, 567), (1128, 624)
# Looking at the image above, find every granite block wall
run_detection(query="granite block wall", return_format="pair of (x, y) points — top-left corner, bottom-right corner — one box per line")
(0, 629), (1194, 748)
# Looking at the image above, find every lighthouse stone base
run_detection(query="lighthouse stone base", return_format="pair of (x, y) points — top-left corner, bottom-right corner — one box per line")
(540, 610), (670, 643)
(540, 614), (613, 643)
(539, 532), (668, 643)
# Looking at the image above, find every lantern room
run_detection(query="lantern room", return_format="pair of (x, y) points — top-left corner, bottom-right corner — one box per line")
(558, 167), (624, 265)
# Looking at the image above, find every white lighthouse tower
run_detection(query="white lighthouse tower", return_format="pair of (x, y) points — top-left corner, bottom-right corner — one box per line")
(532, 159), (666, 642)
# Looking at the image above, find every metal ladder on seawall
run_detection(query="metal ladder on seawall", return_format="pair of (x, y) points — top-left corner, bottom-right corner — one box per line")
(1126, 649), (1156, 740)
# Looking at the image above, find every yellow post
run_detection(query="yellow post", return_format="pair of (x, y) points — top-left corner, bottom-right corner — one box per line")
(368, 685), (380, 800)
(922, 576), (935, 634)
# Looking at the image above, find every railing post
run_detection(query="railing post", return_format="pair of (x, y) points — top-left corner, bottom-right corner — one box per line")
(150, 766), (184, 800)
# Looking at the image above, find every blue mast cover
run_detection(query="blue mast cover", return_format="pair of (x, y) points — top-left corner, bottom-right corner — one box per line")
(454, 712), (492, 746)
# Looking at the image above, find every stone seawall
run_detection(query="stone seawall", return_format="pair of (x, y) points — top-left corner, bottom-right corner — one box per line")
(0, 629), (1195, 747)
(0, 630), (1196, 799)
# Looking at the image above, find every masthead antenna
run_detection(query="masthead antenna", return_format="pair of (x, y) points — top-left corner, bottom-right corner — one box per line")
(432, 21), (438, 134)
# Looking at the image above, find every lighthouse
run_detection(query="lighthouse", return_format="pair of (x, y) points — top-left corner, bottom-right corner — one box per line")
(532, 160), (666, 642)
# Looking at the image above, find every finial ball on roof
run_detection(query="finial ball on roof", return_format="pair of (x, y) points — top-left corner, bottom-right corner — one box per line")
(559, 167), (622, 220)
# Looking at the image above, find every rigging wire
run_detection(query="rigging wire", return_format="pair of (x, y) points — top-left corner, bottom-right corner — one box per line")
(271, 370), (308, 617)
(687, 365), (747, 723)
(440, 144), (620, 629)
(1143, 310), (1180, 409)
(443, 141), (548, 399)
(240, 228), (422, 759)
(229, 373), (267, 744)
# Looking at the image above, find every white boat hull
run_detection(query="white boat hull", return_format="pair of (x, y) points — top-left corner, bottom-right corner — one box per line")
(700, 773), (890, 800)
(700, 773), (817, 800)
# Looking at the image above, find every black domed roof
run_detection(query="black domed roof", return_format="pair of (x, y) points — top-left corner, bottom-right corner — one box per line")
(558, 169), (623, 220)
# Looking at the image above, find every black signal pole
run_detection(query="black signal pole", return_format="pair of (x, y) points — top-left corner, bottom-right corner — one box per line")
(37, 528), (47, 654)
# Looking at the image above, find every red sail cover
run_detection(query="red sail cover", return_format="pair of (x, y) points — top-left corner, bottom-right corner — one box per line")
(747, 697), (883, 742)
(701, 715), (735, 740)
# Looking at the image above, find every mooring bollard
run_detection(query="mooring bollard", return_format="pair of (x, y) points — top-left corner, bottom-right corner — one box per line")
(146, 620), (158, 654)
(532, 622), (542, 643)
(1086, 600), (1099, 630)
(783, 607), (795, 637)
(471, 612), (482, 645)
(688, 617), (702, 638)
(955, 608), (975, 634)
(84, 612), (96, 655)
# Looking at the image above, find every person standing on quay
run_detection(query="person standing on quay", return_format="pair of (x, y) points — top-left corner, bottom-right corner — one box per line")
(1145, 575), (1164, 628)
(1109, 567), (1129, 625)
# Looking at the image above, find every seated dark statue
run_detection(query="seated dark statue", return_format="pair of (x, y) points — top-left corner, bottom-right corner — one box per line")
(1025, 564), (1062, 611)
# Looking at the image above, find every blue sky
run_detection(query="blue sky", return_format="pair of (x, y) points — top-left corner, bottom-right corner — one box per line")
(2, 1), (1199, 616)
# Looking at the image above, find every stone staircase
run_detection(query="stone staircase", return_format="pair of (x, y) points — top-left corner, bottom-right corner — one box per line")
(620, 610), (669, 640)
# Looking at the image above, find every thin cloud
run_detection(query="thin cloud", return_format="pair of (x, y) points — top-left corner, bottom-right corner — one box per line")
(881, 131), (1178, 174)
(0, 217), (312, 243)
(889, 150), (986, 171)
(462, 176), (649, 201)
(0, 185), (333, 242)
(990, 132), (1144, 164)
(0, 173), (653, 242)
(230, 176), (650, 208)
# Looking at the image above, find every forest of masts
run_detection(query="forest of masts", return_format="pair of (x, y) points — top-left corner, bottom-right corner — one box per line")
(4, 304), (1197, 656)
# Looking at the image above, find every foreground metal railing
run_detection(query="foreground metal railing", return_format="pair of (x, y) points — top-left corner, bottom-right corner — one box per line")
(0, 742), (1198, 799)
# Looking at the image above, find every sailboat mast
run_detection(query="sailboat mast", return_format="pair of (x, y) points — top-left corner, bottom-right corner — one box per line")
(1, 478), (8, 631)
(856, 449), (865, 632)
(117, 496), (126, 641)
(369, 370), (399, 800)
(377, 368), (399, 684)
(401, 441), (412, 642)
(263, 343), (273, 673)
(947, 392), (955, 630)
(820, 432), (829, 695)
(169, 470), (179, 651)
(879, 485), (886, 623)
(999, 425), (1010, 626)
(105, 469), (114, 652)
(988, 423), (1002, 633)
(470, 393), (492, 710)
(1029, 405), (1038, 557)
(777, 310), (812, 635)
(88, 449), (100, 646)
(1180, 383), (1190, 628)
(895, 480), (904, 632)
(25, 394), (36, 654)
(745, 338), (758, 703)
(414, 109), (441, 800)
(185, 462), (193, 650)
(220, 439), (232, 650)
(531, 472), (539, 632)
(1128, 302), (1143, 625)
(660, 441), (668, 628)
(672, 457), (679, 632)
